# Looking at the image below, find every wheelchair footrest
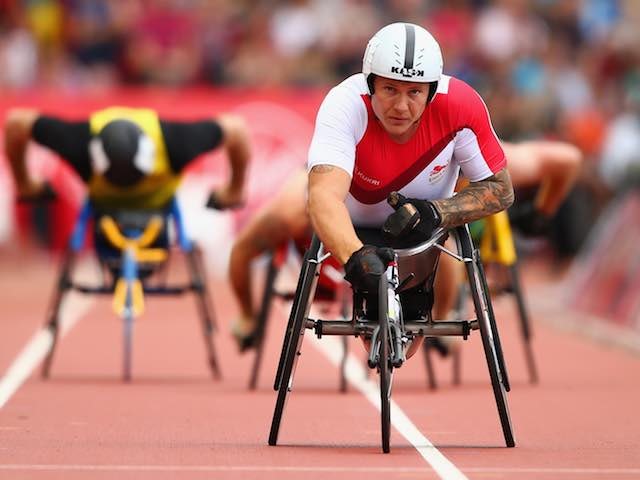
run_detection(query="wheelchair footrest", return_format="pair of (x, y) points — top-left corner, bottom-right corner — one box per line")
(71, 283), (193, 296)
(403, 320), (475, 339)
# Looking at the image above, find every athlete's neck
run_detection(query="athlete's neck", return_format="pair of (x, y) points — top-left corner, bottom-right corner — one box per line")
(385, 119), (420, 144)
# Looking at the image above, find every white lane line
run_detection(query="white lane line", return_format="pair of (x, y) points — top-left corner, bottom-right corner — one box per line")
(0, 294), (93, 408)
(308, 332), (468, 480)
(0, 465), (435, 473)
(0, 465), (638, 475)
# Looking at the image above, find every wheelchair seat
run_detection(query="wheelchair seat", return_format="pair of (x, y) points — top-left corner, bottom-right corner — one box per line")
(93, 208), (170, 280)
(40, 197), (221, 381)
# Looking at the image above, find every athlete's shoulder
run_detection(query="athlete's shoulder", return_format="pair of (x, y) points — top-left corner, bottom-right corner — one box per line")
(435, 75), (485, 107)
(316, 74), (368, 128)
(322, 73), (369, 108)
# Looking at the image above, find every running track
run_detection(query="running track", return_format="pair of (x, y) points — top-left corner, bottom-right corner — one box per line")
(1, 246), (639, 480)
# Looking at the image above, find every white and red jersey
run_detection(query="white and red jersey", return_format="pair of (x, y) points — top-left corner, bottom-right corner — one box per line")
(308, 73), (505, 226)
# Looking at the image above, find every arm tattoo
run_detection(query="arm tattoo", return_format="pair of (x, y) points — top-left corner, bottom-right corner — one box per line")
(310, 165), (336, 174)
(432, 169), (515, 228)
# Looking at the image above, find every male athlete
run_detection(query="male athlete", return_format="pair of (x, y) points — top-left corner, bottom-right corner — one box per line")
(307, 22), (513, 342)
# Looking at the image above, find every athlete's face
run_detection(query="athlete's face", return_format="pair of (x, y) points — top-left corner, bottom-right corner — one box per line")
(371, 77), (430, 143)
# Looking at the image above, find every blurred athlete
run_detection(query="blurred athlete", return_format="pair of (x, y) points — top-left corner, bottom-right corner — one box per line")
(228, 139), (581, 350)
(5, 106), (250, 211)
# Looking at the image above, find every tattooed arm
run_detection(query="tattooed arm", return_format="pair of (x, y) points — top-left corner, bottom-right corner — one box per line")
(308, 165), (363, 264)
(431, 168), (514, 228)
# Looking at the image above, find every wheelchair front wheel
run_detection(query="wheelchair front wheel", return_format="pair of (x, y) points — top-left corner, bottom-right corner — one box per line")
(378, 275), (392, 454)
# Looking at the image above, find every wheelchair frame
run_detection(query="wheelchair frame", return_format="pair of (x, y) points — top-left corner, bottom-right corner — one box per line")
(40, 198), (220, 382)
(268, 225), (515, 453)
(424, 210), (538, 388)
(248, 243), (350, 391)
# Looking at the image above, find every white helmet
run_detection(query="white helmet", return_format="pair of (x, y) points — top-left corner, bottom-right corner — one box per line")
(363, 22), (443, 85)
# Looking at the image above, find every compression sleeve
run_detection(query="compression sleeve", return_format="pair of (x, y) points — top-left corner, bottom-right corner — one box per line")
(32, 116), (92, 181)
(160, 120), (224, 173)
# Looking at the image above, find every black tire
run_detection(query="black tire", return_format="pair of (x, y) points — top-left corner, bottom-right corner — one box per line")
(378, 276), (391, 454)
(476, 257), (510, 392)
(187, 247), (221, 380)
(509, 263), (539, 384)
(269, 237), (320, 446)
(422, 342), (437, 390)
(41, 251), (74, 379)
(467, 258), (515, 447)
(249, 255), (279, 390)
(273, 236), (320, 391)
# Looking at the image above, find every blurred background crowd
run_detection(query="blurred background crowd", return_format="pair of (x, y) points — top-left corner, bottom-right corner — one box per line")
(1, 0), (640, 255)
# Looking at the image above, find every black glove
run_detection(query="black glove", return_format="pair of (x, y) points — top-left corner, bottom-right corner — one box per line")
(508, 201), (551, 237)
(382, 192), (441, 244)
(343, 245), (395, 292)
(17, 181), (57, 204)
(205, 191), (224, 210)
(205, 190), (244, 211)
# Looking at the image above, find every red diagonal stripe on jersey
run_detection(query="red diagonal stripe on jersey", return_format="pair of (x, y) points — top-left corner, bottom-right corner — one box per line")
(350, 134), (455, 205)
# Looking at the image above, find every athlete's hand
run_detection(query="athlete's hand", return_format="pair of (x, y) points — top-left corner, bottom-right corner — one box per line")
(383, 192), (441, 242)
(343, 245), (395, 292)
(205, 186), (245, 211)
(16, 181), (57, 203)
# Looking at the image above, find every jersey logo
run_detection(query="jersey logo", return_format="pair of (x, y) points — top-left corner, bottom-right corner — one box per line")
(428, 161), (449, 183)
(355, 168), (381, 186)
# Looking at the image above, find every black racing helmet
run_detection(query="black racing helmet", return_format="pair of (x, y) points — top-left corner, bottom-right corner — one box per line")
(90, 119), (154, 188)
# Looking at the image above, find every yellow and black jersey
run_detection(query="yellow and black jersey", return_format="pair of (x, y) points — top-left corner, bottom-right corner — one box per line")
(31, 106), (224, 209)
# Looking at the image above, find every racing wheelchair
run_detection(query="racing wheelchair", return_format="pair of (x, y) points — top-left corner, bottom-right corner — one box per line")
(423, 210), (538, 389)
(248, 238), (350, 391)
(40, 197), (220, 381)
(268, 225), (515, 453)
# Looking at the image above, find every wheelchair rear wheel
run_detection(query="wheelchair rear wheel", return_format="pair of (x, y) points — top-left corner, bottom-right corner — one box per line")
(476, 259), (511, 392)
(269, 237), (321, 446)
(249, 254), (280, 390)
(467, 257), (515, 447)
(509, 263), (538, 384)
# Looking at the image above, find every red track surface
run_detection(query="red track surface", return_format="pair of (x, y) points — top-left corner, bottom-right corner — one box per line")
(1, 246), (639, 480)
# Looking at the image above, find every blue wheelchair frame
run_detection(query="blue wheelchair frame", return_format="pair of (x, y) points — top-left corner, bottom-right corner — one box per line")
(41, 198), (220, 381)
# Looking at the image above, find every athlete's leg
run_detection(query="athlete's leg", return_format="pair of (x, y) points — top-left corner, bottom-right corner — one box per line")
(228, 170), (310, 340)
(426, 238), (464, 357)
(433, 238), (463, 321)
(504, 140), (583, 216)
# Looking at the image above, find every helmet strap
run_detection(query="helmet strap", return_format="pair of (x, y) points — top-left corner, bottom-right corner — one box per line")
(89, 137), (109, 174)
(133, 134), (155, 174)
(427, 81), (438, 104)
(366, 74), (377, 95)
